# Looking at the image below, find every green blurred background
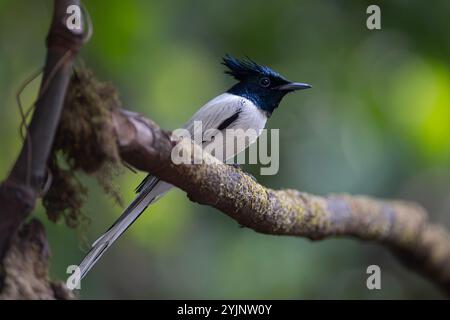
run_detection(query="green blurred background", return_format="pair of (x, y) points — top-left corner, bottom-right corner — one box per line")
(1, 0), (450, 299)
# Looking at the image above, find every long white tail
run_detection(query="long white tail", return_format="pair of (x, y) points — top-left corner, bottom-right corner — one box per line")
(78, 177), (172, 280)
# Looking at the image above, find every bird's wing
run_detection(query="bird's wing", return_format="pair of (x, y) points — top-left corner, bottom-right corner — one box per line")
(136, 93), (243, 193)
(136, 93), (244, 193)
(183, 93), (244, 138)
(182, 92), (265, 162)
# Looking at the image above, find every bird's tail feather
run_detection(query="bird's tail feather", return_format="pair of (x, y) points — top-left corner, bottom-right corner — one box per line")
(78, 190), (155, 280)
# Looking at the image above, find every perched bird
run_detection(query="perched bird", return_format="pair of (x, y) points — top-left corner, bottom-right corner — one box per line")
(78, 55), (311, 279)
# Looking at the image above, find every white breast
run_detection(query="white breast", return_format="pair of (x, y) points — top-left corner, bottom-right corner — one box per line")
(230, 95), (267, 134)
(221, 96), (267, 162)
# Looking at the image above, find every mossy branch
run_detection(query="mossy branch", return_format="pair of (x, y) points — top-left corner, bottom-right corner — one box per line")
(109, 107), (450, 295)
(50, 69), (450, 295)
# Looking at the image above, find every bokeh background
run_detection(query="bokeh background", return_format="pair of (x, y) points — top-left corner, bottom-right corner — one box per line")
(1, 0), (450, 299)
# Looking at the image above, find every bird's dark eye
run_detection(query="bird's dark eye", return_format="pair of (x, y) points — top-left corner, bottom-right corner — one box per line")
(259, 77), (271, 88)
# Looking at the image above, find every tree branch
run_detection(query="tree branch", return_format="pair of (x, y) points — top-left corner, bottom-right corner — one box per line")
(0, 0), (84, 299)
(111, 109), (450, 295)
(0, 0), (84, 259)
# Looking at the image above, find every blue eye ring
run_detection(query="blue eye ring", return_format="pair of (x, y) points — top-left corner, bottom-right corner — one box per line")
(259, 77), (271, 88)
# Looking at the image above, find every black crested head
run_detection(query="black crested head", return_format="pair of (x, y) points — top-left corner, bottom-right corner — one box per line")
(222, 55), (311, 116)
(222, 54), (284, 82)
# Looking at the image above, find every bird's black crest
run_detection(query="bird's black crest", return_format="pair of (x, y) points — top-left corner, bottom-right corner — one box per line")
(222, 55), (283, 81)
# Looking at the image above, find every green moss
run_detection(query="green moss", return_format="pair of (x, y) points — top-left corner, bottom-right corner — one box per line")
(42, 68), (123, 229)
